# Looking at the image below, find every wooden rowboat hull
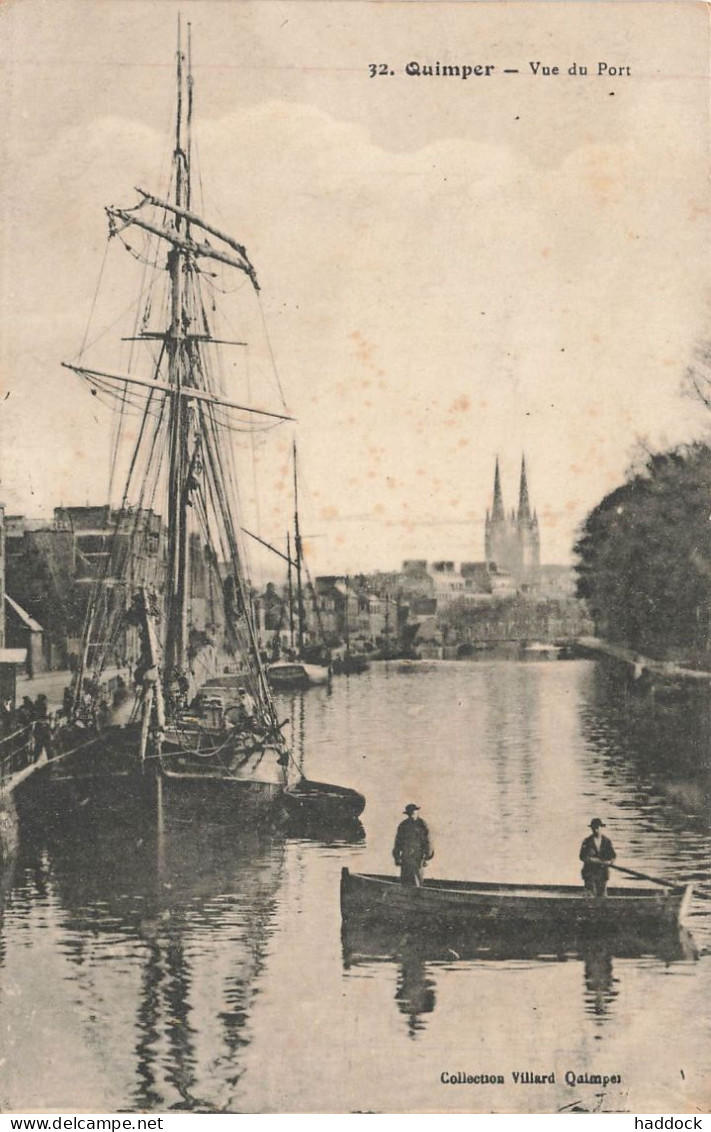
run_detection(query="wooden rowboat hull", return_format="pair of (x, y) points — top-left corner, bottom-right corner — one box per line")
(283, 779), (365, 822)
(267, 662), (330, 687)
(340, 869), (693, 931)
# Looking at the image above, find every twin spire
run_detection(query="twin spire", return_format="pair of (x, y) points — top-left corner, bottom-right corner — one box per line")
(488, 456), (537, 527)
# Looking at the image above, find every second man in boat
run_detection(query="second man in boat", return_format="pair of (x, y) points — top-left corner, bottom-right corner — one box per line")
(579, 817), (616, 896)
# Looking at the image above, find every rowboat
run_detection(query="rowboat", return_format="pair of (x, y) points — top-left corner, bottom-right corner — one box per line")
(283, 779), (365, 824)
(340, 869), (694, 931)
(266, 661), (331, 688)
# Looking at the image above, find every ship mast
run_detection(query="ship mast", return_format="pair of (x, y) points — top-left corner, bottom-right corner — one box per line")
(287, 530), (295, 651)
(293, 441), (306, 657)
(66, 22), (281, 722)
(164, 19), (192, 687)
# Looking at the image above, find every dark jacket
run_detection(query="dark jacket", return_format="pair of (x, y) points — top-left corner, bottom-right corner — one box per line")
(393, 817), (434, 867)
(579, 833), (616, 880)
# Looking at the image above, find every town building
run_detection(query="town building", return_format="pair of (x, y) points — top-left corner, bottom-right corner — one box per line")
(0, 505), (28, 699)
(309, 576), (388, 645)
(5, 505), (167, 670)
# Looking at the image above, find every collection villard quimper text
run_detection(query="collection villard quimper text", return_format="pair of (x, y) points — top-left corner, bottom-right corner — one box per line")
(439, 1069), (621, 1087)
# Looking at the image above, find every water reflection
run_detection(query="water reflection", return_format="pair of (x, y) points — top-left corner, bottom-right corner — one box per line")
(8, 810), (287, 1111)
(342, 917), (695, 1032)
(283, 814), (366, 845)
(482, 666), (542, 835)
(582, 663), (711, 802)
(285, 689), (307, 775)
(395, 953), (436, 1038)
(582, 942), (618, 1019)
(3, 661), (710, 1114)
(579, 661), (711, 926)
(0, 852), (14, 970)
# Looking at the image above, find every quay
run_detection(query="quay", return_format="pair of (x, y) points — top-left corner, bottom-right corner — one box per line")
(0, 665), (129, 860)
(0, 742), (39, 859)
(577, 637), (711, 685)
(16, 667), (79, 712)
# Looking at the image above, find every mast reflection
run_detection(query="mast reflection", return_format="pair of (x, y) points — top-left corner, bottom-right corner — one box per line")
(18, 810), (286, 1111)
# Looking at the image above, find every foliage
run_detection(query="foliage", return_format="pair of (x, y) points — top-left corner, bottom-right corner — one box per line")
(574, 443), (711, 656)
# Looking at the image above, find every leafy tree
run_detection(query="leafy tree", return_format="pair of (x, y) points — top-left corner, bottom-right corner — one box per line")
(574, 443), (711, 658)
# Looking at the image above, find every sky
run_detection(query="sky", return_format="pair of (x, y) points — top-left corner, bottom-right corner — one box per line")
(1, 0), (709, 581)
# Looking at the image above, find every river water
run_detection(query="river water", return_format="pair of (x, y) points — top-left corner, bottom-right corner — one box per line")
(1, 659), (709, 1114)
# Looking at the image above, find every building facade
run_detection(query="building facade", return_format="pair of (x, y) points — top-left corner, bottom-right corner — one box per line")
(5, 505), (167, 670)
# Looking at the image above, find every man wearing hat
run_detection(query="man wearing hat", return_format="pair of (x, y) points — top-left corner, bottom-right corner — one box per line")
(393, 804), (434, 886)
(579, 818), (616, 897)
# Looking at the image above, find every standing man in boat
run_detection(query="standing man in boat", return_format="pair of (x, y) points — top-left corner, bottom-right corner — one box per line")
(393, 804), (434, 886)
(579, 817), (616, 896)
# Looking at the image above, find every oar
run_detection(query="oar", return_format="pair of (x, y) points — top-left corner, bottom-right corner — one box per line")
(609, 863), (711, 903)
(608, 863), (676, 889)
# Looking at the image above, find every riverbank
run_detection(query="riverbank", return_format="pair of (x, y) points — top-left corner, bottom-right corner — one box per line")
(577, 637), (711, 684)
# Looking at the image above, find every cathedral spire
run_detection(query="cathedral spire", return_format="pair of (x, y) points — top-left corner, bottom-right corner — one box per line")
(518, 455), (532, 523)
(492, 457), (505, 521)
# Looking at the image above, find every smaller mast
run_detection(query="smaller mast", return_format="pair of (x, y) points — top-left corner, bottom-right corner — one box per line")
(344, 574), (350, 656)
(293, 441), (305, 657)
(164, 13), (190, 687)
(186, 22), (193, 214)
(384, 591), (390, 657)
(287, 530), (295, 651)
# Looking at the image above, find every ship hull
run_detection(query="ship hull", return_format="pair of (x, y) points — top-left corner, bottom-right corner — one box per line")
(16, 722), (287, 825)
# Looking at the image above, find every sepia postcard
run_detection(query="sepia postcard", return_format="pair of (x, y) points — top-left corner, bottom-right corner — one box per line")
(0, 0), (709, 1117)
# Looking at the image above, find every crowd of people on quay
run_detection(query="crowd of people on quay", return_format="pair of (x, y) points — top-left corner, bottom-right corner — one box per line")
(0, 669), (266, 782)
(0, 674), (132, 780)
(0, 691), (55, 778)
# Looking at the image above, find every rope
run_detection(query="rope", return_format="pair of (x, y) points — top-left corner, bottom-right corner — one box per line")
(116, 230), (165, 269)
(0, 721), (36, 748)
(77, 238), (111, 361)
(167, 729), (267, 766)
(71, 273), (163, 364)
(258, 295), (288, 410)
(47, 735), (105, 763)
(163, 717), (243, 758)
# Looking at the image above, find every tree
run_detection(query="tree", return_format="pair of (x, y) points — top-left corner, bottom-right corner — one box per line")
(574, 443), (711, 657)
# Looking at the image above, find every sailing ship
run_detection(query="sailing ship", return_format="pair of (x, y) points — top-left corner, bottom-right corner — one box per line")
(36, 26), (361, 819)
